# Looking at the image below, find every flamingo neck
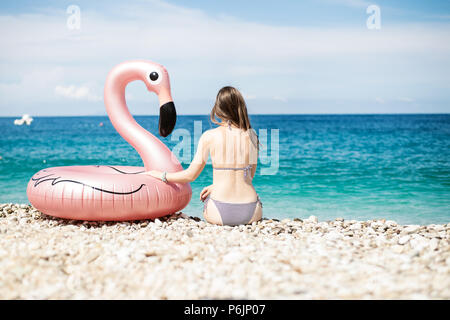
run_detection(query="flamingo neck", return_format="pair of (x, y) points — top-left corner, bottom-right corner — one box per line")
(104, 62), (182, 172)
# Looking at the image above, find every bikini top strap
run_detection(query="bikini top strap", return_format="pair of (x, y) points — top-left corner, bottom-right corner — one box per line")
(213, 164), (253, 177)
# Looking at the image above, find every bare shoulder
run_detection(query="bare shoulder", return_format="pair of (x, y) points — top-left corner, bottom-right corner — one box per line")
(202, 127), (221, 139)
(209, 126), (222, 133)
(199, 128), (217, 145)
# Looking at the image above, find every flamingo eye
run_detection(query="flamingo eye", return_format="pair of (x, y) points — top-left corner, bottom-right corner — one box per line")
(149, 71), (162, 85)
(150, 72), (158, 81)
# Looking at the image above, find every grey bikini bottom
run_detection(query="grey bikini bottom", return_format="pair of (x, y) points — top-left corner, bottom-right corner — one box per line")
(203, 195), (262, 226)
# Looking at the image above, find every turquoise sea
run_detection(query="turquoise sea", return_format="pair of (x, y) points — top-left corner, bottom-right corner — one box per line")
(0, 114), (449, 225)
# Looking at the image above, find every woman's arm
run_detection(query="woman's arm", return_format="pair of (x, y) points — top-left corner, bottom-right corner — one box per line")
(249, 128), (259, 179)
(145, 131), (210, 184)
(251, 162), (257, 179)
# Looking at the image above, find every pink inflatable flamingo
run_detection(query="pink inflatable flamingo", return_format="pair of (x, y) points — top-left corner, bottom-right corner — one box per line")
(26, 61), (192, 221)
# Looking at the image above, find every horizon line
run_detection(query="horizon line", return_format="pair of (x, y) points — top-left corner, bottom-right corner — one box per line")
(1, 112), (450, 118)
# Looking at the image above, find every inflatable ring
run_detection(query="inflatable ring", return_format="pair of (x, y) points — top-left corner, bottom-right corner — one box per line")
(27, 61), (192, 221)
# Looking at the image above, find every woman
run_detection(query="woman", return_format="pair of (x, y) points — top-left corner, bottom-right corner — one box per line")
(145, 86), (262, 226)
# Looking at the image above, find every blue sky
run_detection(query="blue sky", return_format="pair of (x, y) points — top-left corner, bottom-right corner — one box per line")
(0, 0), (449, 116)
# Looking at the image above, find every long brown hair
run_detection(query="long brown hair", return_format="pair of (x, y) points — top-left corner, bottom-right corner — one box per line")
(210, 86), (259, 151)
(210, 86), (251, 130)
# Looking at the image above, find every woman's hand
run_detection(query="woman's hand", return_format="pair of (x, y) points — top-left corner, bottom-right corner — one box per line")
(200, 184), (213, 202)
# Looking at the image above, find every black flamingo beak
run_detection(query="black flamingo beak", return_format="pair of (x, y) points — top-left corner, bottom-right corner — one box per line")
(159, 101), (177, 137)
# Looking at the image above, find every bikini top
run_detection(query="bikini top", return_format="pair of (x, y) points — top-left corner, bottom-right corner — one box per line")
(213, 165), (253, 178)
(212, 120), (253, 178)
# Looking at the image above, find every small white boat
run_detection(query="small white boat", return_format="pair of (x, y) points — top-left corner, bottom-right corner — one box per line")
(14, 114), (33, 126)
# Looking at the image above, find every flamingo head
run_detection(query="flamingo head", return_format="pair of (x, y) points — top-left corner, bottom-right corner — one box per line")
(140, 61), (176, 137)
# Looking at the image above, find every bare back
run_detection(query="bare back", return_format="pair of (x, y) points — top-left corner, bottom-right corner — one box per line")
(207, 125), (259, 203)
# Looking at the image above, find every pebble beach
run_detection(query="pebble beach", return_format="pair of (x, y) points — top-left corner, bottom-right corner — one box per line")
(0, 203), (449, 300)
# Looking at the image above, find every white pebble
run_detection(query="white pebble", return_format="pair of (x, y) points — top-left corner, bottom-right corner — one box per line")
(403, 225), (420, 234)
(398, 235), (410, 245)
(307, 216), (318, 224)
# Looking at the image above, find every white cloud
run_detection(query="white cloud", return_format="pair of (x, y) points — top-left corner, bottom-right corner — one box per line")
(242, 93), (257, 100)
(375, 97), (385, 104)
(0, 0), (449, 114)
(1, 2), (449, 67)
(273, 96), (288, 103)
(323, 0), (371, 8)
(54, 85), (101, 101)
(427, 14), (450, 20)
(0, 67), (64, 103)
(396, 97), (414, 103)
